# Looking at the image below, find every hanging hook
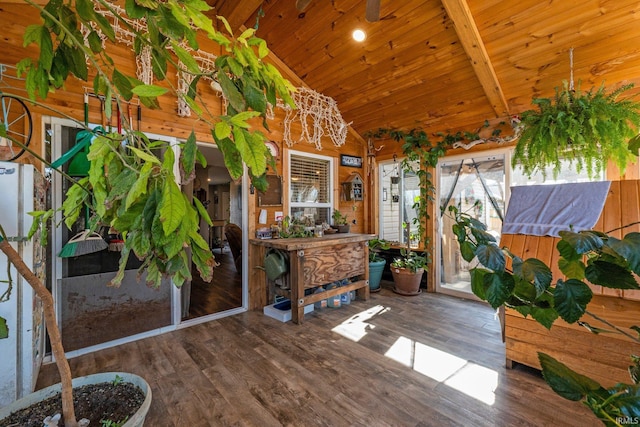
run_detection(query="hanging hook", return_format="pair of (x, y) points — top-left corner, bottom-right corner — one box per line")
(569, 47), (575, 92)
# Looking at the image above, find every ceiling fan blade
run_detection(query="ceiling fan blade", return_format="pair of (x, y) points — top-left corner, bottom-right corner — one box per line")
(365, 0), (380, 22)
(296, 0), (313, 12)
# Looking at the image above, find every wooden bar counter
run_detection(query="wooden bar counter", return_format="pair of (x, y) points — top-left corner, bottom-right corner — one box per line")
(249, 233), (374, 323)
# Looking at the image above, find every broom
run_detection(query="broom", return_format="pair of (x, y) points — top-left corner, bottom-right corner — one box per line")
(59, 206), (108, 257)
(58, 93), (108, 257)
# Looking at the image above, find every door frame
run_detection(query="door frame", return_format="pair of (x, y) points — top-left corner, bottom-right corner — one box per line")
(434, 147), (513, 300)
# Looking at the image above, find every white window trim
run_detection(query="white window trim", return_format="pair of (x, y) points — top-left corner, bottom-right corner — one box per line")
(287, 149), (334, 216)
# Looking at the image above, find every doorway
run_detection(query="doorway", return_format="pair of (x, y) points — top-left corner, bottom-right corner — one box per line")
(181, 143), (244, 321)
(437, 152), (506, 298)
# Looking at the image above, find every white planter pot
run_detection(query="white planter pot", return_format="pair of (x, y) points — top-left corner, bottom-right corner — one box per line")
(0, 372), (152, 427)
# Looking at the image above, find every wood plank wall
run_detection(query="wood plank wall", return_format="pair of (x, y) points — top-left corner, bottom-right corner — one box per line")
(0, 3), (367, 244)
(500, 179), (640, 386)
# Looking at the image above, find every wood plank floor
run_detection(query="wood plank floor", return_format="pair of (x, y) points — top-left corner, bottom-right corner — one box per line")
(37, 281), (598, 426)
(186, 246), (242, 320)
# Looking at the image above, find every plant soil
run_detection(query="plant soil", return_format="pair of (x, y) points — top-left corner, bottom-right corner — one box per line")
(0, 381), (145, 427)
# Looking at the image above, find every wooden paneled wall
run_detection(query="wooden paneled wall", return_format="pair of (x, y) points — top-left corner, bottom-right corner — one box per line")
(0, 4), (367, 242)
(500, 179), (640, 387)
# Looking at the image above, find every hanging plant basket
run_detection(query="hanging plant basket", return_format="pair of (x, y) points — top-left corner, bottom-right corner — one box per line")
(513, 81), (640, 178)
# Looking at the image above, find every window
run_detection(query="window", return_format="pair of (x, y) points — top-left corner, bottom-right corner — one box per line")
(289, 151), (333, 223)
(511, 159), (604, 187)
(378, 158), (420, 245)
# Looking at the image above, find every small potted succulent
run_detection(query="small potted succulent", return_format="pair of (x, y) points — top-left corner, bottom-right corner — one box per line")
(331, 209), (350, 233)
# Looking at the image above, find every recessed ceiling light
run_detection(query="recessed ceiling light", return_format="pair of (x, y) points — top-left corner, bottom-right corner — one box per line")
(352, 29), (366, 42)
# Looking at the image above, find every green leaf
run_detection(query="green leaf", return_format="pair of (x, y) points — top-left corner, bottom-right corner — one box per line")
(558, 258), (586, 280)
(483, 271), (515, 309)
(459, 241), (476, 262)
(128, 146), (161, 164)
(181, 131), (197, 178)
(172, 42), (201, 74)
(475, 243), (506, 272)
(125, 162), (152, 209)
(239, 129), (267, 177)
(556, 239), (581, 261)
(520, 258), (552, 296)
(0, 317), (8, 339)
(470, 268), (489, 300)
(214, 135), (243, 180)
(538, 353), (602, 401)
(159, 179), (187, 235)
(218, 71), (245, 112)
(529, 307), (558, 330)
(554, 279), (593, 323)
(608, 233), (640, 275)
(558, 230), (603, 255)
(112, 69), (134, 101)
(214, 121), (232, 140)
(131, 84), (169, 97)
(242, 76), (267, 114)
(585, 260), (640, 289)
(86, 31), (103, 55)
(193, 197), (212, 226)
(75, 0), (96, 22)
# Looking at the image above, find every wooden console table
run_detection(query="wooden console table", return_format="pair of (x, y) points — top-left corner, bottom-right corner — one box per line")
(249, 233), (373, 323)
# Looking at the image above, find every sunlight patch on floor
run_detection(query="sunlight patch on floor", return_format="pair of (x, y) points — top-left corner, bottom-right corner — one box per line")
(385, 336), (498, 405)
(331, 305), (390, 342)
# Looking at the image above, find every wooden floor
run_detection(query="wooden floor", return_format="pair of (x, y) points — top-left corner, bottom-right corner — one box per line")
(37, 281), (598, 426)
(186, 246), (243, 319)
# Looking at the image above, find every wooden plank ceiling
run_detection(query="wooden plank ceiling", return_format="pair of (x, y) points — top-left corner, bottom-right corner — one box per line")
(207, 0), (640, 140)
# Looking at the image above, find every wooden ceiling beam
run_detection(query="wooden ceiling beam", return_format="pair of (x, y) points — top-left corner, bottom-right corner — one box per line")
(441, 0), (510, 117)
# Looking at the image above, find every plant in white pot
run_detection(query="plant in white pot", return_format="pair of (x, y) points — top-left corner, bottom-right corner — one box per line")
(0, 0), (294, 426)
(368, 238), (390, 292)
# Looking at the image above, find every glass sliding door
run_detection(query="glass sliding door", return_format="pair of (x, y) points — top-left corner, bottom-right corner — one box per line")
(438, 153), (506, 297)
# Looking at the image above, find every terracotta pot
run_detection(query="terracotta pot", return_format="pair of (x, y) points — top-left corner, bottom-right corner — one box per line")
(0, 372), (152, 427)
(391, 267), (424, 296)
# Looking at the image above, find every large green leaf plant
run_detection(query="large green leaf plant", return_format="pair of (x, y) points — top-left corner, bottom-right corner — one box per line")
(448, 204), (640, 425)
(0, 0), (295, 425)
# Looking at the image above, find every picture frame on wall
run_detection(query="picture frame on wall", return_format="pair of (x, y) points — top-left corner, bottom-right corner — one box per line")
(340, 154), (362, 168)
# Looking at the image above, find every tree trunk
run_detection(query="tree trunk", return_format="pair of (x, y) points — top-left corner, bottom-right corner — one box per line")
(0, 239), (78, 427)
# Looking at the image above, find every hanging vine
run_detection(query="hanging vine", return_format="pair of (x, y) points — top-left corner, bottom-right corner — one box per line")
(367, 128), (452, 249)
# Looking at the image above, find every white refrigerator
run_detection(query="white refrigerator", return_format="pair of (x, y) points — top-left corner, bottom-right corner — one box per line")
(0, 161), (46, 407)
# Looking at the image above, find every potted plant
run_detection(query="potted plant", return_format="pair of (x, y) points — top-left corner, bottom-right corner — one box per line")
(0, 1), (295, 426)
(448, 205), (640, 422)
(368, 238), (390, 292)
(331, 209), (350, 233)
(390, 248), (428, 296)
(513, 80), (640, 179)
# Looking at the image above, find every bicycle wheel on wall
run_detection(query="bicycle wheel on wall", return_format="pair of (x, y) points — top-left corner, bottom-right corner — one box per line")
(0, 94), (32, 161)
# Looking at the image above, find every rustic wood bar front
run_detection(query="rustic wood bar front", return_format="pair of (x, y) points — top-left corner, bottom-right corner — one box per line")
(249, 233), (373, 323)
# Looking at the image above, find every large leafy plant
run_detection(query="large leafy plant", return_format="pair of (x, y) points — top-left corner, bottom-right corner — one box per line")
(513, 81), (640, 179)
(448, 205), (640, 424)
(0, 0), (295, 425)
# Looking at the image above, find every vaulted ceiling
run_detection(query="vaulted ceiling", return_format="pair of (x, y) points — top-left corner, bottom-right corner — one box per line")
(210, 0), (640, 140)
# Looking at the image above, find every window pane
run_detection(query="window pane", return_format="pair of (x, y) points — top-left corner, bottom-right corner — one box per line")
(379, 159), (419, 244)
(290, 155), (330, 204)
(511, 160), (602, 186)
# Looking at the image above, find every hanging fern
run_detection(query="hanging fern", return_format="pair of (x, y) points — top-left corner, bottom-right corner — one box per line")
(513, 81), (640, 178)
